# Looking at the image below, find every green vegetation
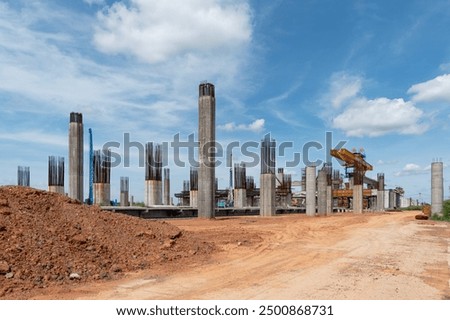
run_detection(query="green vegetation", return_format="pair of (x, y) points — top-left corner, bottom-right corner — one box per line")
(402, 205), (423, 211)
(431, 200), (450, 221)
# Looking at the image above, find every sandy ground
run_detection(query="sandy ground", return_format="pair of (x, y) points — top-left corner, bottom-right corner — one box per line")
(34, 211), (450, 300)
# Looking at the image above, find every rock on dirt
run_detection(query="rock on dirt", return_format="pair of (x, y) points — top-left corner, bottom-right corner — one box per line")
(0, 186), (214, 299)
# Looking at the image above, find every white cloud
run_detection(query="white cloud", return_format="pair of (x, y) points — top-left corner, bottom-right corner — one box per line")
(93, 0), (252, 64)
(218, 119), (265, 132)
(408, 74), (450, 103)
(395, 163), (428, 177)
(327, 73), (362, 109)
(332, 97), (425, 137)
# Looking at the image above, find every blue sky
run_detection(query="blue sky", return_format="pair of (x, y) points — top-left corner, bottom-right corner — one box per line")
(1, 0), (450, 203)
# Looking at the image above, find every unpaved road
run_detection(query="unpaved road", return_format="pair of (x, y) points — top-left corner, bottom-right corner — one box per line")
(36, 211), (450, 300)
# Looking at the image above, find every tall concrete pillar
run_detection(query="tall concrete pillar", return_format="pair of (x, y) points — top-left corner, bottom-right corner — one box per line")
(120, 176), (129, 206)
(325, 165), (333, 214)
(353, 169), (364, 214)
(260, 135), (276, 216)
(353, 184), (363, 213)
(48, 156), (64, 194)
(69, 112), (83, 202)
(163, 168), (170, 205)
(234, 163), (247, 208)
(198, 83), (216, 219)
(305, 166), (316, 216)
(377, 173), (385, 212)
(93, 149), (111, 206)
(317, 168), (327, 216)
(144, 142), (162, 206)
(190, 167), (198, 208)
(431, 161), (443, 215)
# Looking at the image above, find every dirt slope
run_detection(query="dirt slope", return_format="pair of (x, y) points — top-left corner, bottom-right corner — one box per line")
(0, 186), (213, 299)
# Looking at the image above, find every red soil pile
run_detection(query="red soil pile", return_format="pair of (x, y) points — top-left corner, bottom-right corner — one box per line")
(0, 186), (213, 299)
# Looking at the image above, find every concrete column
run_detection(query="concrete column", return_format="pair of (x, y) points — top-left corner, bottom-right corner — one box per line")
(48, 186), (64, 195)
(260, 173), (275, 216)
(377, 173), (385, 212)
(198, 83), (216, 219)
(305, 166), (316, 216)
(190, 190), (198, 208)
(164, 168), (170, 206)
(120, 191), (129, 206)
(68, 112), (83, 202)
(317, 169), (327, 216)
(94, 182), (110, 206)
(353, 184), (363, 213)
(431, 161), (443, 215)
(145, 180), (162, 206)
(326, 185), (333, 214)
(234, 188), (247, 208)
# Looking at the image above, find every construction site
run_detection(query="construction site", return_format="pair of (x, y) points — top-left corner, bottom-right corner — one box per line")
(0, 83), (449, 300)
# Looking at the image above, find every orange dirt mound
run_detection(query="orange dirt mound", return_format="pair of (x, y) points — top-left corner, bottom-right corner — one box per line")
(0, 186), (214, 299)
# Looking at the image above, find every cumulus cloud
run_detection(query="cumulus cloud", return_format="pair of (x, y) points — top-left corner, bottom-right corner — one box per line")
(332, 97), (426, 137)
(327, 73), (362, 109)
(218, 119), (265, 132)
(323, 72), (427, 137)
(408, 74), (450, 103)
(395, 163), (429, 177)
(94, 0), (252, 64)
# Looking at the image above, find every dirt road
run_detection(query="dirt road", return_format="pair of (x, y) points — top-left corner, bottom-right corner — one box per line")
(36, 211), (450, 300)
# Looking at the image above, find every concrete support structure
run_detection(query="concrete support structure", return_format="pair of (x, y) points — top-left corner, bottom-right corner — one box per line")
(352, 169), (364, 214)
(144, 142), (162, 206)
(246, 176), (255, 207)
(353, 184), (363, 213)
(305, 166), (316, 216)
(189, 167), (198, 208)
(69, 112), (83, 202)
(317, 168), (327, 216)
(120, 176), (129, 207)
(94, 182), (110, 206)
(234, 188), (247, 208)
(163, 168), (170, 206)
(324, 164), (333, 214)
(234, 163), (247, 208)
(93, 149), (111, 206)
(260, 135), (276, 216)
(198, 83), (216, 218)
(431, 161), (444, 215)
(48, 156), (64, 194)
(377, 173), (385, 212)
(190, 190), (198, 208)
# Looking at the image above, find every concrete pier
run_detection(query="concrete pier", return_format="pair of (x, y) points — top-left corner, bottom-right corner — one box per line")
(48, 156), (64, 194)
(377, 173), (385, 212)
(353, 184), (363, 213)
(234, 188), (247, 208)
(69, 112), (83, 202)
(353, 169), (363, 214)
(305, 166), (316, 216)
(317, 168), (327, 216)
(190, 190), (198, 208)
(94, 182), (110, 206)
(120, 176), (129, 207)
(198, 83), (216, 219)
(144, 142), (163, 206)
(431, 161), (443, 215)
(234, 163), (247, 208)
(260, 135), (276, 216)
(93, 149), (111, 206)
(163, 168), (170, 206)
(145, 180), (162, 206)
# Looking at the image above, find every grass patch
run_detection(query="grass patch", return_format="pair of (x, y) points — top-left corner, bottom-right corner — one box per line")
(431, 200), (450, 221)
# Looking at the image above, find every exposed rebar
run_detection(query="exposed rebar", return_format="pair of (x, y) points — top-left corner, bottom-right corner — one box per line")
(48, 156), (64, 187)
(261, 135), (276, 174)
(17, 166), (30, 187)
(93, 149), (111, 184)
(145, 142), (162, 181)
(190, 167), (198, 191)
(234, 163), (247, 189)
